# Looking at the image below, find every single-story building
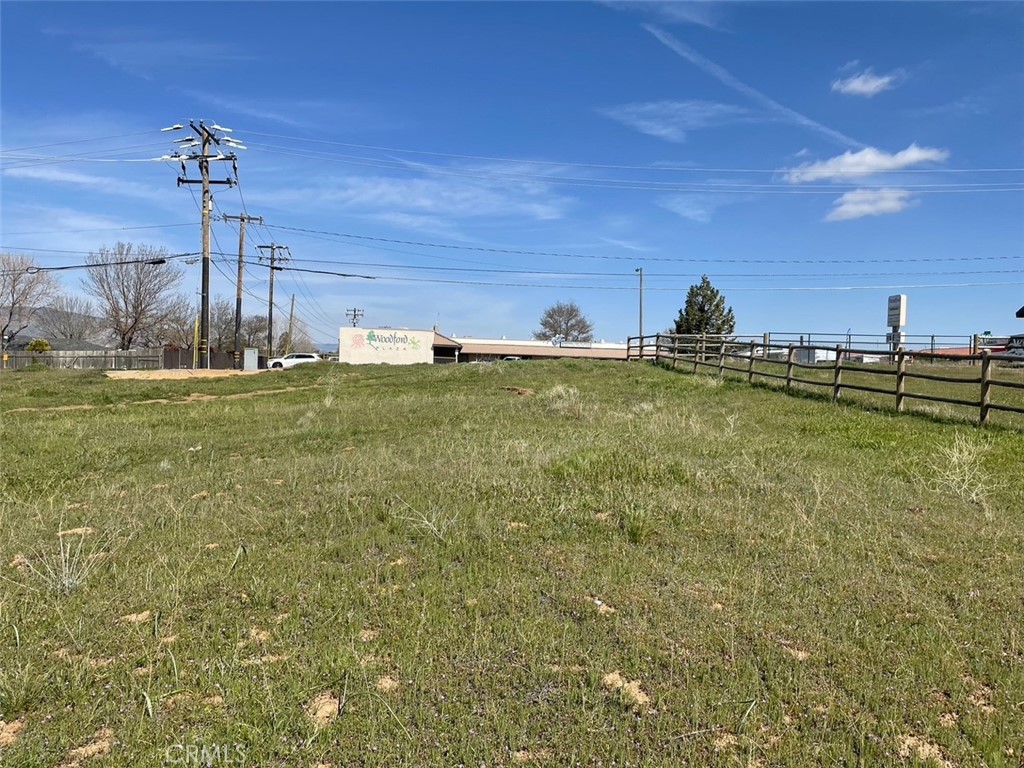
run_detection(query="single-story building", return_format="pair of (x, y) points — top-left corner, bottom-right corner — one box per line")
(452, 337), (628, 363)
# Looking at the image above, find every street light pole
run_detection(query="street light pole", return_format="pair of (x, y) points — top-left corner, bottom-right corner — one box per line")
(635, 267), (644, 342)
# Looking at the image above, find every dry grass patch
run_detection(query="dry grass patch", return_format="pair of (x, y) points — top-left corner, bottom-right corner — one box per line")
(118, 610), (152, 624)
(512, 748), (552, 763)
(359, 628), (379, 642)
(58, 527), (95, 537)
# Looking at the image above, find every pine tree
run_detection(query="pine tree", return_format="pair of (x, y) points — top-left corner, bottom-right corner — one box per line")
(674, 275), (735, 335)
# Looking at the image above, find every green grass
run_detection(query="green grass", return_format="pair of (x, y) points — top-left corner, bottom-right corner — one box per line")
(1, 361), (1022, 766)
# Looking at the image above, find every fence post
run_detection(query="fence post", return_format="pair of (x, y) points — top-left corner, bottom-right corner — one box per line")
(786, 345), (795, 390)
(762, 333), (769, 359)
(671, 335), (678, 370)
(694, 336), (702, 374)
(980, 349), (992, 425)
(748, 340), (756, 384)
(896, 347), (907, 413)
(833, 345), (843, 401)
(971, 334), (979, 367)
(656, 334), (663, 365)
(718, 338), (725, 378)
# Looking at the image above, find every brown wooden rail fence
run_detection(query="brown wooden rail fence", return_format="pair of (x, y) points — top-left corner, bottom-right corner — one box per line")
(626, 334), (1024, 427)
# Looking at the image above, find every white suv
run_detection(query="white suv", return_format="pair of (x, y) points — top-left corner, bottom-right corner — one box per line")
(267, 352), (321, 369)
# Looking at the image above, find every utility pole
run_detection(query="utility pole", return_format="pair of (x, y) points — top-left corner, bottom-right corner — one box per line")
(165, 121), (245, 368)
(287, 294), (296, 354)
(346, 308), (364, 327)
(222, 213), (263, 368)
(256, 244), (289, 357)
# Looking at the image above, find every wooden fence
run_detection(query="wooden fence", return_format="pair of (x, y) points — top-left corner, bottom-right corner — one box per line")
(627, 334), (1024, 427)
(1, 349), (162, 371)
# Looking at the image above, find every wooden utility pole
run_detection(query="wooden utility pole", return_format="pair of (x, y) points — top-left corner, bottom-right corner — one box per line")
(256, 244), (289, 357)
(222, 213), (263, 368)
(172, 121), (241, 368)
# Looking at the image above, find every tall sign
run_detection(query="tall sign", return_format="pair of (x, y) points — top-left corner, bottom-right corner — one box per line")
(887, 294), (907, 351)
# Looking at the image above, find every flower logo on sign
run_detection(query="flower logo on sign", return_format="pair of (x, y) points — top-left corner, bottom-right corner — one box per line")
(352, 334), (365, 349)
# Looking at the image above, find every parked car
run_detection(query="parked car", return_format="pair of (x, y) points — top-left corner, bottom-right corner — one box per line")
(267, 352), (321, 369)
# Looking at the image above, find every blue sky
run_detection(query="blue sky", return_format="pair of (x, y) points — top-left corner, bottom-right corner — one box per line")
(2, 1), (1023, 347)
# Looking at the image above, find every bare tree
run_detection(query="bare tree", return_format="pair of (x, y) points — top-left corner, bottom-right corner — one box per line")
(533, 301), (594, 342)
(0, 253), (58, 347)
(241, 314), (269, 353)
(81, 243), (185, 350)
(161, 295), (198, 350)
(40, 293), (102, 342)
(277, 319), (314, 354)
(209, 296), (235, 353)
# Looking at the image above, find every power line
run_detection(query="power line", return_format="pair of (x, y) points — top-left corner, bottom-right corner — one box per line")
(1, 222), (198, 236)
(245, 143), (1024, 194)
(263, 223), (1024, 265)
(240, 130), (1024, 176)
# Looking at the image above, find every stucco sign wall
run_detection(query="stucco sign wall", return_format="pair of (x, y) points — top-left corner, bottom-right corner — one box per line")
(338, 328), (433, 365)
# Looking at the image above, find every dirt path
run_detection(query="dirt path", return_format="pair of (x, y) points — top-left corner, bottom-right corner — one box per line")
(104, 369), (264, 381)
(5, 386), (317, 414)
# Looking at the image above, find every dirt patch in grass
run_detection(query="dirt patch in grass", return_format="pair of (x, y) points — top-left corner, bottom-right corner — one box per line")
(0, 718), (25, 747)
(6, 385), (315, 413)
(967, 684), (996, 714)
(105, 369), (263, 381)
(898, 735), (952, 767)
(601, 671), (651, 712)
(359, 628), (379, 642)
(376, 676), (400, 693)
(58, 727), (114, 766)
(305, 692), (340, 729)
(501, 386), (536, 396)
(119, 610), (152, 624)
(240, 654), (290, 667)
(58, 527), (95, 537)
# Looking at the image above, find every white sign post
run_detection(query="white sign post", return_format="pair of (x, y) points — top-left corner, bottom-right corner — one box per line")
(887, 294), (907, 352)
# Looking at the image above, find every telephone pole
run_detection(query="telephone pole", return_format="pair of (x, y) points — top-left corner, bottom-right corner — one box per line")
(222, 213), (263, 368)
(256, 244), (289, 357)
(165, 121), (245, 368)
(346, 308), (364, 327)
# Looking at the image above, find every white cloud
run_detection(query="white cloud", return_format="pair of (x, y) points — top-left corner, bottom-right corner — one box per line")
(784, 143), (949, 183)
(831, 68), (903, 98)
(601, 100), (752, 142)
(3, 166), (167, 203)
(645, 25), (864, 149)
(251, 171), (571, 223)
(659, 193), (739, 223)
(603, 1), (723, 29)
(825, 188), (916, 221)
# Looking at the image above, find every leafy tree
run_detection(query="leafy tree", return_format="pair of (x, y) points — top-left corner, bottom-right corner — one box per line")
(81, 243), (185, 350)
(1, 252), (58, 347)
(533, 301), (594, 342)
(25, 338), (52, 353)
(674, 275), (735, 335)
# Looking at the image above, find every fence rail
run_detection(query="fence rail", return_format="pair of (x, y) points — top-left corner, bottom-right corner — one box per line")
(627, 334), (1024, 427)
(1, 349), (162, 371)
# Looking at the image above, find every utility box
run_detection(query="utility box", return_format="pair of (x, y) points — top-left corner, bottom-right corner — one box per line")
(243, 348), (259, 371)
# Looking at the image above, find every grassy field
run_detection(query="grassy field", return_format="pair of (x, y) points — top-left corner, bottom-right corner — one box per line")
(1, 360), (1022, 767)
